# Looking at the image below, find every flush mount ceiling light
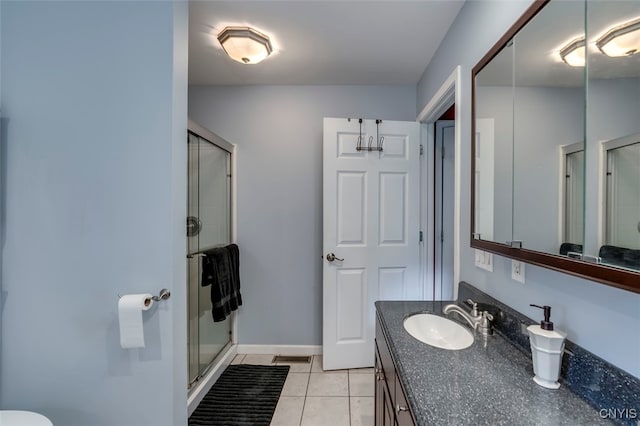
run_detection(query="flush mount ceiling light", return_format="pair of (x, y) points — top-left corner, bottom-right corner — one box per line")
(559, 37), (586, 67)
(217, 26), (273, 65)
(596, 17), (640, 57)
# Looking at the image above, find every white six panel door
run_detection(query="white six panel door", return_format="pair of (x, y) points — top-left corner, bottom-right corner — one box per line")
(323, 117), (421, 370)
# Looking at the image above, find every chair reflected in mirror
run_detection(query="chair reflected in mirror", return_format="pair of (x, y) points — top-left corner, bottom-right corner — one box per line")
(599, 245), (640, 270)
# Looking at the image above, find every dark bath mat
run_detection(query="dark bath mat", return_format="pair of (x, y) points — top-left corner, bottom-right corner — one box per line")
(189, 364), (290, 426)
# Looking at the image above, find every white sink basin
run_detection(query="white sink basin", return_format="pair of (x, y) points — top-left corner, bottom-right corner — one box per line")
(403, 313), (474, 350)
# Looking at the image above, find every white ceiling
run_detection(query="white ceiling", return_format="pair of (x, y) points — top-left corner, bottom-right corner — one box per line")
(188, 1), (465, 86)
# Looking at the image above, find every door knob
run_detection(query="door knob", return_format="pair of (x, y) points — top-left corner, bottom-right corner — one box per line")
(326, 253), (344, 262)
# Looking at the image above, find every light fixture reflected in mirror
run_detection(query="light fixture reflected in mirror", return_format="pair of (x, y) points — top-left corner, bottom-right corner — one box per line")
(559, 37), (586, 67)
(596, 17), (640, 57)
(217, 26), (273, 65)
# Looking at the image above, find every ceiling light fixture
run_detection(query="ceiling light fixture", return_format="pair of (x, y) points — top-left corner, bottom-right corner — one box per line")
(559, 37), (586, 67)
(596, 17), (640, 57)
(217, 26), (273, 65)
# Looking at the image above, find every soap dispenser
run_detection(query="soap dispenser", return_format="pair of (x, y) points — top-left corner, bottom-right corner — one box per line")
(527, 304), (567, 389)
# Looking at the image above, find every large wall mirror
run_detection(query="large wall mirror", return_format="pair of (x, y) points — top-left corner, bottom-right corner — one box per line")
(472, 0), (640, 293)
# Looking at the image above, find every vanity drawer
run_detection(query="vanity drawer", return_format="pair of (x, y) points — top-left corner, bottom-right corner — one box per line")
(394, 375), (416, 426)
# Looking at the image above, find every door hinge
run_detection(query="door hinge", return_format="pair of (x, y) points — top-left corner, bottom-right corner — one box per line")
(441, 146), (445, 159)
(419, 231), (423, 242)
(419, 144), (424, 156)
(441, 230), (444, 242)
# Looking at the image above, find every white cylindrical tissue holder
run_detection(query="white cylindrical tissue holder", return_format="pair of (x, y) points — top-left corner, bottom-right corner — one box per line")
(118, 294), (153, 349)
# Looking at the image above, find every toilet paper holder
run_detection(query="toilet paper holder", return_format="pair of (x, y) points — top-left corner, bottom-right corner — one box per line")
(118, 288), (171, 303)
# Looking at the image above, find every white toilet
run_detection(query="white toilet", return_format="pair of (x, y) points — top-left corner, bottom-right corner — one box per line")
(0, 410), (53, 426)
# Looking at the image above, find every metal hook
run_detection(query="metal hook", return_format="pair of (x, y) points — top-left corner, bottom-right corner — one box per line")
(376, 119), (384, 152)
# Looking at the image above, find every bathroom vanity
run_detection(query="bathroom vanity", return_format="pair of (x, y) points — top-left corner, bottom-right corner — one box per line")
(374, 299), (616, 425)
(375, 310), (416, 426)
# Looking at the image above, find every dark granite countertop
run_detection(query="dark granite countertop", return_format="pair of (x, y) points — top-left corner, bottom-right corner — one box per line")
(375, 300), (613, 426)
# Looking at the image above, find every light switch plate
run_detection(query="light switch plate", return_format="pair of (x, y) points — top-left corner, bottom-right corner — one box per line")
(483, 252), (493, 272)
(475, 249), (494, 272)
(511, 260), (525, 283)
(474, 249), (483, 267)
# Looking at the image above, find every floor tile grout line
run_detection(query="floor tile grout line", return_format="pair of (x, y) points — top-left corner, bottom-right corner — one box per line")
(299, 356), (314, 426)
(348, 369), (352, 426)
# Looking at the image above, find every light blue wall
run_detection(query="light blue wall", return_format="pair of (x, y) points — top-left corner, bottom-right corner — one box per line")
(0, 2), (188, 425)
(418, 0), (640, 377)
(189, 85), (416, 345)
(583, 78), (640, 256)
(477, 85), (584, 253)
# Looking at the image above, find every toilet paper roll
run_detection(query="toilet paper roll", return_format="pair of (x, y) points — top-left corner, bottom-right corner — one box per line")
(118, 293), (153, 349)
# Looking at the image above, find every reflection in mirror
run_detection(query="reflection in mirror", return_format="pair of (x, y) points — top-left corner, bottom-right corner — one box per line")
(511, 0), (585, 255)
(562, 144), (584, 253)
(474, 40), (514, 244)
(585, 0), (640, 271)
(472, 0), (640, 292)
(602, 135), (640, 269)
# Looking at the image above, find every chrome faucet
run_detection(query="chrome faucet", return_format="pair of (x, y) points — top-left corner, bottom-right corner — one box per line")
(443, 299), (494, 336)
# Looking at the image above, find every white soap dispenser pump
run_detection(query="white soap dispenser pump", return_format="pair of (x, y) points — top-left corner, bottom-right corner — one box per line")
(527, 304), (567, 389)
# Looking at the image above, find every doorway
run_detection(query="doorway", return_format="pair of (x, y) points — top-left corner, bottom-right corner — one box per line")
(434, 117), (455, 300)
(322, 117), (422, 370)
(416, 66), (461, 301)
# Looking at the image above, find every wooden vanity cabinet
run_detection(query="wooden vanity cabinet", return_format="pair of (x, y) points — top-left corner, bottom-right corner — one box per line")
(375, 347), (395, 426)
(375, 314), (416, 426)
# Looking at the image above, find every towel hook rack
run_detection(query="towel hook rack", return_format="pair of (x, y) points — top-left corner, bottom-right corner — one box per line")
(351, 118), (383, 152)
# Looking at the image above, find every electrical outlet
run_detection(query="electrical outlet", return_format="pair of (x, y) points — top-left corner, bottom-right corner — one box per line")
(511, 260), (525, 283)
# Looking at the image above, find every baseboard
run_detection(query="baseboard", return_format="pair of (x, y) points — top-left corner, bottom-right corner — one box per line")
(236, 344), (322, 356)
(187, 344), (238, 417)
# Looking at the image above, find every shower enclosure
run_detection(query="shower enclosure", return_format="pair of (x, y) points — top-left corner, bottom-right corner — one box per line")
(187, 120), (234, 389)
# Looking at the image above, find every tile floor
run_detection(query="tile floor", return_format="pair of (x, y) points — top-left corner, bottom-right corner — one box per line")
(231, 354), (375, 426)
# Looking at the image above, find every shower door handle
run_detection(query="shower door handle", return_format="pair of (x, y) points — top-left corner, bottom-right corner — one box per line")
(187, 216), (202, 237)
(326, 253), (344, 262)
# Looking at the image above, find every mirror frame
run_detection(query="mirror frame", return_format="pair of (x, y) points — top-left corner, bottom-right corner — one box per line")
(470, 0), (640, 294)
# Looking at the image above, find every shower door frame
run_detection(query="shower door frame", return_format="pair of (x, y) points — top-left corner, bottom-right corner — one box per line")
(186, 119), (238, 391)
(600, 132), (640, 250)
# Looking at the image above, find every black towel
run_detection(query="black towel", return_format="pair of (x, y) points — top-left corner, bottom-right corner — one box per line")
(201, 244), (242, 322)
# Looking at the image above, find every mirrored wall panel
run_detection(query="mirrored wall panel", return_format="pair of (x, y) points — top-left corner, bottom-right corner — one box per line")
(511, 0), (585, 255)
(584, 0), (640, 272)
(475, 41), (514, 244)
(472, 0), (640, 292)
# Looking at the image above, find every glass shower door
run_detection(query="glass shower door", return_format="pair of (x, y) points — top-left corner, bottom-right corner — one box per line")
(187, 131), (232, 387)
(564, 149), (584, 245)
(606, 142), (640, 249)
